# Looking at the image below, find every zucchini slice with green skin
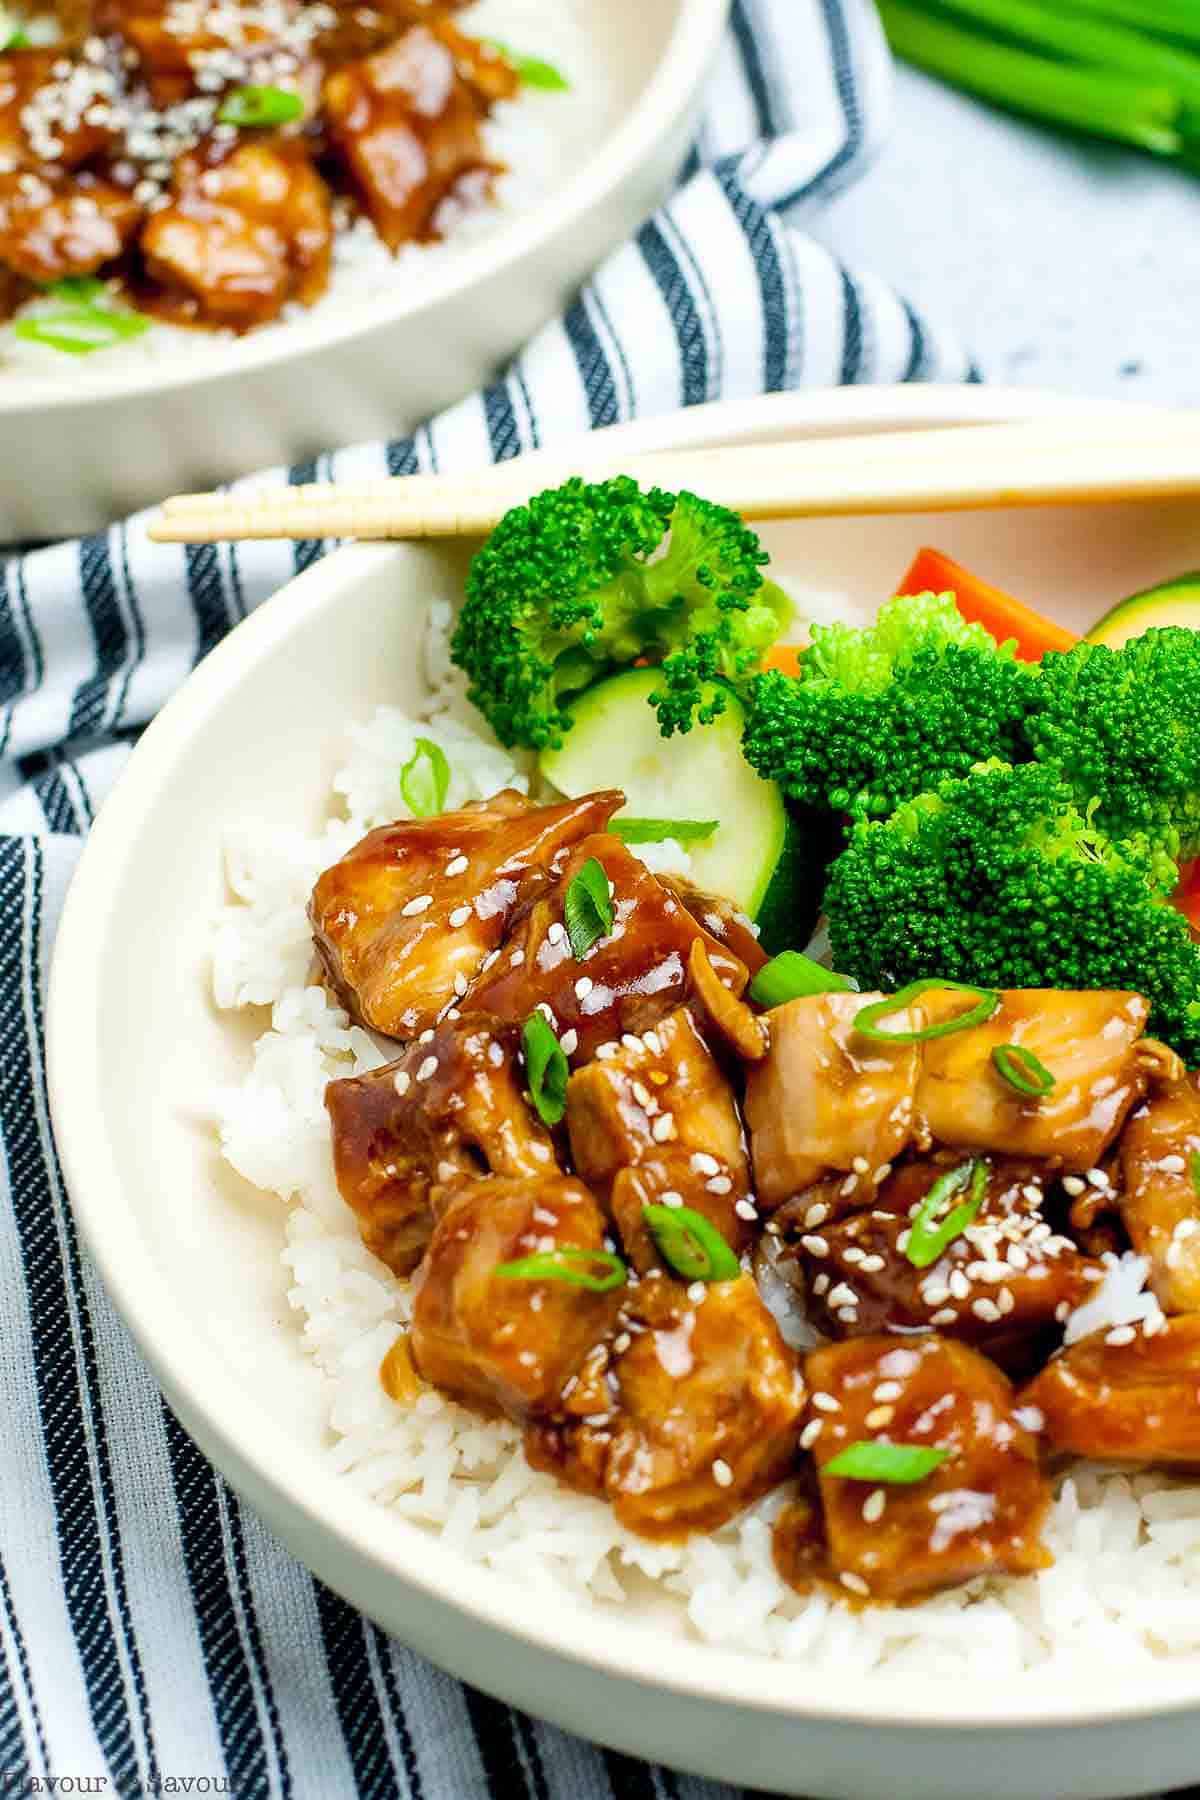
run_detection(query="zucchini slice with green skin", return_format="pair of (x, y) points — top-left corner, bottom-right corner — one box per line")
(1087, 573), (1200, 648)
(540, 668), (796, 916)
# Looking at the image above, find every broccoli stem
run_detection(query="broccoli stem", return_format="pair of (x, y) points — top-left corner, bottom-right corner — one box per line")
(878, 0), (1182, 157)
(928, 0), (1200, 112)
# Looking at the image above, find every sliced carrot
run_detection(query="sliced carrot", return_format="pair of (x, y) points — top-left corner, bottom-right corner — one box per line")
(897, 547), (1078, 664)
(762, 643), (804, 677)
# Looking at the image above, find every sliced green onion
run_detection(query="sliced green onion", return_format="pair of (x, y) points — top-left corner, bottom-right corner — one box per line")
(610, 817), (718, 845)
(523, 1011), (568, 1126)
(494, 1246), (626, 1291)
(217, 84), (304, 127)
(1190, 1150), (1200, 1198)
(905, 1159), (988, 1270)
(749, 950), (853, 1008)
(482, 38), (570, 89)
(41, 275), (106, 304)
(0, 8), (29, 47)
(13, 306), (150, 355)
(564, 856), (613, 958)
(399, 737), (450, 817)
(823, 1440), (950, 1483)
(992, 1042), (1055, 1098)
(643, 1202), (741, 1283)
(854, 978), (1000, 1045)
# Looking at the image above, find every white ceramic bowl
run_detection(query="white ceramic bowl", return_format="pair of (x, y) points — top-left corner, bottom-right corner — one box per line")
(47, 387), (1200, 1800)
(0, 0), (728, 541)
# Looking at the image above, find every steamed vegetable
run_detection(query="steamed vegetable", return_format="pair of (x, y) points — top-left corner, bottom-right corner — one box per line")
(451, 475), (791, 750)
(741, 590), (1037, 817)
(824, 759), (1200, 1065)
(1088, 573), (1200, 648)
(896, 547), (1077, 662)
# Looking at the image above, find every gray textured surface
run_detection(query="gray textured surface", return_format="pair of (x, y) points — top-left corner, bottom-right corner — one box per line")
(816, 62), (1200, 404)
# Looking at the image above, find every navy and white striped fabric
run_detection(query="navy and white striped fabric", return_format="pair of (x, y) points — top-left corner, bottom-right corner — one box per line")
(0, 4), (977, 1795)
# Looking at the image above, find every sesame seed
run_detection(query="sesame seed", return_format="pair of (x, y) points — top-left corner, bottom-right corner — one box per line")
(632, 1081), (653, 1107)
(804, 1202), (829, 1228)
(828, 1282), (858, 1309)
(949, 1270), (970, 1300)
(896, 1229), (911, 1253)
(865, 1405), (894, 1429)
(642, 1031), (663, 1055)
(613, 1332), (632, 1354)
(449, 905), (471, 928)
(997, 1287), (1015, 1315)
(560, 1029), (578, 1056)
(690, 1153), (719, 1176)
(930, 1308), (957, 1326)
(595, 1042), (618, 1059)
(1061, 1175), (1086, 1196)
(843, 1246), (866, 1266)
(801, 1235), (829, 1257)
(547, 921), (565, 945)
(840, 1572), (870, 1597)
(812, 1273), (830, 1296)
(862, 1488), (886, 1524)
(574, 977), (593, 1000)
(705, 1174), (732, 1195)
(393, 1070), (411, 1096)
(453, 972), (468, 997)
(1055, 1301), (1071, 1322)
(858, 1254), (886, 1274)
(812, 1391), (840, 1413)
(1021, 1184), (1041, 1206)
(444, 854), (469, 877)
(660, 1190), (683, 1208)
(840, 1174), (859, 1197)
(418, 1028), (435, 1044)
(1007, 1245), (1029, 1271)
(800, 1419), (824, 1449)
(401, 894), (433, 916)
(835, 1306), (858, 1323)
(510, 949), (525, 967)
(922, 1283), (951, 1307)
(687, 1281), (707, 1304)
(874, 1163), (893, 1184)
(971, 1298), (1001, 1322)
(480, 950), (500, 972)
(873, 1382), (902, 1402)
(1159, 1154), (1186, 1173)
(735, 1199), (758, 1221)
(1105, 1324), (1136, 1346)
(651, 1113), (675, 1142)
(711, 1458), (734, 1488)
(851, 1156), (870, 1175)
(622, 1035), (643, 1053)
(1085, 1168), (1110, 1190)
(415, 1056), (438, 1083)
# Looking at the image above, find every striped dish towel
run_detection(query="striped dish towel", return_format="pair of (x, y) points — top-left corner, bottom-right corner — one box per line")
(0, 4), (974, 1796)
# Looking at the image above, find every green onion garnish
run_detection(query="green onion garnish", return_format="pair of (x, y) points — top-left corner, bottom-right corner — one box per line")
(564, 856), (613, 959)
(41, 275), (106, 304)
(13, 304), (150, 355)
(482, 38), (570, 90)
(610, 818), (718, 845)
(522, 1011), (568, 1126)
(1190, 1150), (1200, 1198)
(217, 84), (304, 127)
(992, 1042), (1055, 1098)
(643, 1202), (741, 1283)
(494, 1246), (627, 1291)
(823, 1441), (950, 1483)
(854, 978), (1000, 1045)
(749, 951), (853, 1009)
(905, 1159), (988, 1269)
(0, 9), (29, 47)
(399, 737), (450, 817)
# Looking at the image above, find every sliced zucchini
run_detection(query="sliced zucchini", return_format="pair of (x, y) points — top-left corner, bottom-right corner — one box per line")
(539, 668), (791, 915)
(755, 805), (845, 958)
(1087, 573), (1200, 648)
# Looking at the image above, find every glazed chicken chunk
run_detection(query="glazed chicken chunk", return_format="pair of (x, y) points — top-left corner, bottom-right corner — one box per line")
(1021, 1316), (1200, 1464)
(311, 789), (621, 1040)
(915, 988), (1153, 1171)
(0, 49), (116, 168)
(526, 1274), (806, 1539)
(469, 832), (749, 1066)
(322, 22), (514, 250)
(788, 1157), (1099, 1372)
(324, 1012), (556, 1274)
(743, 991), (921, 1216)
(566, 1004), (754, 1271)
(1118, 1073), (1200, 1314)
(0, 167), (141, 282)
(141, 143), (333, 331)
(410, 1174), (621, 1418)
(776, 1334), (1051, 1604)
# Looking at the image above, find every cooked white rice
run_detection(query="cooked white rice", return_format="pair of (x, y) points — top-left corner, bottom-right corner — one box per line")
(210, 600), (1200, 1680)
(3, 0), (608, 381)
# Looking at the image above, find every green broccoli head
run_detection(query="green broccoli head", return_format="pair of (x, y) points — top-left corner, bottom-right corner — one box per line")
(741, 590), (1038, 816)
(449, 475), (791, 750)
(1027, 628), (1200, 862)
(825, 759), (1200, 1065)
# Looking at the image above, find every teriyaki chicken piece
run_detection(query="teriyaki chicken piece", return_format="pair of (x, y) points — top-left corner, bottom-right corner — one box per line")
(1021, 1315), (1200, 1463)
(1116, 1070), (1200, 1313)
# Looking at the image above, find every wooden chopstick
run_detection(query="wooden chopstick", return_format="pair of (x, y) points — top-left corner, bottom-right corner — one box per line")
(148, 412), (1200, 544)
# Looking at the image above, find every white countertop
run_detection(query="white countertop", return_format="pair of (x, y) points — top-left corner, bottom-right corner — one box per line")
(816, 62), (1200, 406)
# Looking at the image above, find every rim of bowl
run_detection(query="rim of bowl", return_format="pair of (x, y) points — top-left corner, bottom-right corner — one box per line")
(0, 0), (730, 412)
(47, 384), (1200, 1734)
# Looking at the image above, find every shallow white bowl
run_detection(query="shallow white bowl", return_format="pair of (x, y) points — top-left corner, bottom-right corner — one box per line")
(0, 0), (728, 541)
(47, 386), (1200, 1799)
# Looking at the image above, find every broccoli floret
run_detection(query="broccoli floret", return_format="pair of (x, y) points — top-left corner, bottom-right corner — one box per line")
(825, 760), (1200, 1065)
(741, 591), (1037, 815)
(1027, 629), (1200, 863)
(449, 475), (792, 749)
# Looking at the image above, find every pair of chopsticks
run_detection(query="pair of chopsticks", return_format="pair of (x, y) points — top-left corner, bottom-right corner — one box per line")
(149, 410), (1200, 544)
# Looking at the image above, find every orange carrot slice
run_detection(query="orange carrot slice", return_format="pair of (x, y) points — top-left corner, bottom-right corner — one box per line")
(897, 547), (1078, 664)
